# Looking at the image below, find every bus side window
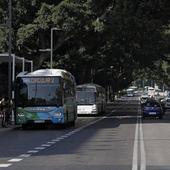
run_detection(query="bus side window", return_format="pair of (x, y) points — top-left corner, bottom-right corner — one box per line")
(64, 80), (72, 97)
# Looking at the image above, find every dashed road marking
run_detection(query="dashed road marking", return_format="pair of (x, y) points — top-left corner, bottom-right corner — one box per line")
(34, 147), (45, 150)
(61, 135), (69, 138)
(27, 150), (39, 153)
(1, 109), (116, 168)
(41, 144), (51, 147)
(19, 154), (32, 158)
(8, 158), (23, 162)
(52, 139), (60, 142)
(0, 164), (12, 167)
(47, 141), (56, 144)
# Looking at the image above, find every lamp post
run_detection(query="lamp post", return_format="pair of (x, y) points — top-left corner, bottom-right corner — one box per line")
(50, 27), (61, 69)
(8, 0), (12, 100)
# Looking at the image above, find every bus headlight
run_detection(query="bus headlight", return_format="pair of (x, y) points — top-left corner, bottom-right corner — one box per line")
(92, 105), (97, 111)
(18, 113), (24, 117)
(54, 112), (62, 117)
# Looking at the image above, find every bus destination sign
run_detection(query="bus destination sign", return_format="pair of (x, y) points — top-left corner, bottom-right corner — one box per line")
(29, 77), (55, 84)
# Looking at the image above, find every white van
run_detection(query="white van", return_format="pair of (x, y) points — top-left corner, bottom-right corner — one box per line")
(148, 87), (155, 97)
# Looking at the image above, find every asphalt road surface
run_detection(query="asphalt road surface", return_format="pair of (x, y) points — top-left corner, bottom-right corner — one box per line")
(0, 97), (170, 170)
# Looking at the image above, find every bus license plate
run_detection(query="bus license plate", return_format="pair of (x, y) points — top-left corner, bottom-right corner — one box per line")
(34, 120), (45, 123)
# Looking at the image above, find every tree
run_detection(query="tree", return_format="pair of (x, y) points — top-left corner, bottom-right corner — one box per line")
(0, 0), (169, 93)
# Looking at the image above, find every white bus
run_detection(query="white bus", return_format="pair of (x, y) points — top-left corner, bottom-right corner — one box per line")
(76, 84), (106, 115)
(126, 88), (134, 97)
(15, 69), (77, 128)
(148, 87), (155, 97)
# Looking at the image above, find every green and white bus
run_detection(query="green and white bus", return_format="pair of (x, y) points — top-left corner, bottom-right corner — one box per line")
(14, 69), (77, 128)
(76, 83), (106, 115)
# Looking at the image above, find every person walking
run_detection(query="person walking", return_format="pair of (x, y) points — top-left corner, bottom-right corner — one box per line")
(0, 97), (6, 127)
(0, 97), (13, 127)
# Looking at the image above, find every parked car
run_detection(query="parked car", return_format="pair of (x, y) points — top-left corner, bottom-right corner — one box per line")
(142, 99), (164, 119)
(126, 88), (134, 97)
(164, 97), (170, 110)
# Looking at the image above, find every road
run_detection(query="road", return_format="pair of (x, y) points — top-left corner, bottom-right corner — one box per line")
(0, 97), (170, 170)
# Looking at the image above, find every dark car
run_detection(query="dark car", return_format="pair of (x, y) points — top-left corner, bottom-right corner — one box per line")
(142, 99), (164, 119)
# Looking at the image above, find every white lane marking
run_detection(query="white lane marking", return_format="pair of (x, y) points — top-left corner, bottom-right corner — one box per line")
(132, 115), (139, 170)
(41, 144), (51, 147)
(106, 116), (139, 119)
(0, 164), (12, 167)
(64, 133), (73, 137)
(19, 154), (32, 158)
(47, 141), (56, 144)
(27, 150), (39, 153)
(62, 134), (70, 138)
(52, 139), (60, 142)
(68, 131), (74, 134)
(34, 147), (45, 150)
(8, 158), (23, 162)
(140, 117), (146, 170)
(1, 109), (116, 168)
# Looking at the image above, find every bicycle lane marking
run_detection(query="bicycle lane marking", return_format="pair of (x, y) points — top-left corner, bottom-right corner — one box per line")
(0, 109), (116, 168)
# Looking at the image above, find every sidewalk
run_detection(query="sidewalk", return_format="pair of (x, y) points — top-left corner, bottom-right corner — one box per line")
(0, 114), (18, 130)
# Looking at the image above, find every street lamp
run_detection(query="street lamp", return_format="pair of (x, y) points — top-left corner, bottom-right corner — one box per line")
(50, 27), (61, 69)
(0, 0), (12, 100)
(8, 0), (12, 100)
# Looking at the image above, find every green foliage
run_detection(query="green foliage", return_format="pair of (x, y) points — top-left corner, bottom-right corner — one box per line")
(0, 29), (7, 52)
(17, 24), (38, 45)
(0, 0), (170, 91)
(35, 3), (54, 29)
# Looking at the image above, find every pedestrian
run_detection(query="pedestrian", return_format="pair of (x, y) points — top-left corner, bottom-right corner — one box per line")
(0, 98), (4, 120)
(0, 97), (5, 110)
(0, 97), (6, 127)
(1, 97), (12, 127)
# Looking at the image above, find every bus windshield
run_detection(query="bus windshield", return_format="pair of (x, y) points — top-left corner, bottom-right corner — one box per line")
(15, 77), (62, 107)
(76, 91), (96, 105)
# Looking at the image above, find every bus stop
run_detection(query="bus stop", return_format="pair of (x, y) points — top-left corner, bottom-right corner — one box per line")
(0, 53), (33, 99)
(0, 53), (33, 125)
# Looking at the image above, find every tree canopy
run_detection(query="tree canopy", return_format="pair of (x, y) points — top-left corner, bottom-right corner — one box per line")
(0, 0), (170, 92)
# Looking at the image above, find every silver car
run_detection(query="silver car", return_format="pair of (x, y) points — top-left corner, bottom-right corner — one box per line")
(165, 97), (170, 109)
